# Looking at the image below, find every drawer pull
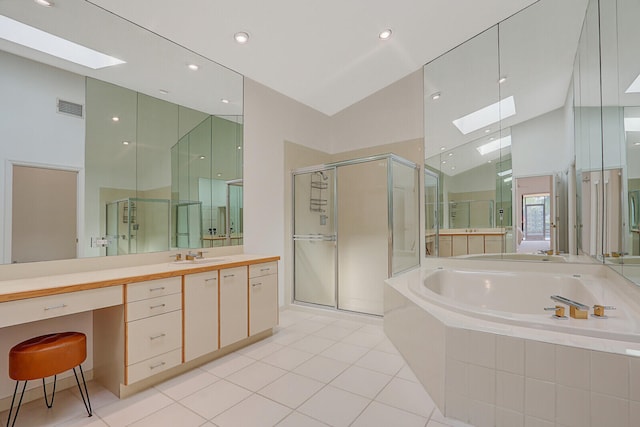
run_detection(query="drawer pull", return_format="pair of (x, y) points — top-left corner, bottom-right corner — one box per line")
(252, 282), (262, 287)
(260, 268), (270, 272)
(149, 304), (166, 310)
(44, 304), (67, 311)
(149, 333), (166, 340)
(149, 361), (166, 370)
(205, 278), (217, 282)
(223, 274), (235, 278)
(149, 286), (165, 292)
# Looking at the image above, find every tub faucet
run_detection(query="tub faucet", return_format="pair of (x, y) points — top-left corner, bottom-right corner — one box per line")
(550, 295), (589, 319)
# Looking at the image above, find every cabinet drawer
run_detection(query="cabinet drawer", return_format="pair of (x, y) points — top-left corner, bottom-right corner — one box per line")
(127, 348), (182, 384)
(249, 261), (277, 278)
(0, 286), (122, 329)
(126, 277), (181, 302)
(126, 293), (182, 322)
(127, 310), (182, 365)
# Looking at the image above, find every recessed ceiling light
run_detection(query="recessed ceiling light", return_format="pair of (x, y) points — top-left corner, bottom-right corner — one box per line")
(122, 141), (130, 145)
(187, 63), (199, 71)
(112, 116), (119, 122)
(452, 96), (516, 135)
(498, 76), (507, 84)
(476, 135), (512, 156)
(484, 128), (491, 133)
(0, 15), (125, 69)
(440, 146), (446, 151)
(431, 92), (441, 100)
(441, 160), (447, 164)
(199, 155), (205, 160)
(489, 137), (495, 141)
(159, 89), (169, 95)
(237, 146), (242, 150)
(34, 0), (53, 7)
(451, 167), (456, 170)
(221, 98), (230, 104)
(379, 29), (393, 40)
(448, 153), (453, 157)
(635, 142), (640, 146)
(234, 32), (250, 44)
(217, 173), (222, 177)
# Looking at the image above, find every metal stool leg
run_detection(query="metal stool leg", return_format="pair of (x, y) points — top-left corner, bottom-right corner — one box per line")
(42, 375), (57, 408)
(72, 366), (92, 417)
(6, 381), (27, 427)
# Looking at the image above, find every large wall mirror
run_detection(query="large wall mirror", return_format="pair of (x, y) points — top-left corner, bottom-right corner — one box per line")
(0, 0), (243, 264)
(424, 0), (640, 286)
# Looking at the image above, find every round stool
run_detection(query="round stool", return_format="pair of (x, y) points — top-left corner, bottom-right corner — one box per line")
(6, 332), (92, 427)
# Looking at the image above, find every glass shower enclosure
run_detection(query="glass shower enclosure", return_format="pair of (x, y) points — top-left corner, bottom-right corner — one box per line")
(293, 154), (420, 316)
(105, 198), (170, 255)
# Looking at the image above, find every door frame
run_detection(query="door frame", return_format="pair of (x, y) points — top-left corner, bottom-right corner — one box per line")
(4, 160), (83, 263)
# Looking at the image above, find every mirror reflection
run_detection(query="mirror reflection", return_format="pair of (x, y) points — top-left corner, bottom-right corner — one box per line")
(0, 0), (243, 264)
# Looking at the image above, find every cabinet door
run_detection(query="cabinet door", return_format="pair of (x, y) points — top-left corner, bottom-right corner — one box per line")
(452, 235), (468, 256)
(485, 235), (504, 253)
(467, 235), (485, 254)
(438, 236), (452, 257)
(249, 274), (277, 335)
(184, 271), (219, 362)
(219, 266), (248, 347)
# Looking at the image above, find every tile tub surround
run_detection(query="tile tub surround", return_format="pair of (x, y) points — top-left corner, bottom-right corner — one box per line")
(384, 259), (640, 427)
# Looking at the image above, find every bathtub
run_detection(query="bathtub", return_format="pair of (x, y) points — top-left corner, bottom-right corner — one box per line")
(458, 252), (566, 262)
(384, 258), (640, 426)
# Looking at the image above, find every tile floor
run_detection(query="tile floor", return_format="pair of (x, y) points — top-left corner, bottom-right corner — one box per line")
(0, 307), (471, 427)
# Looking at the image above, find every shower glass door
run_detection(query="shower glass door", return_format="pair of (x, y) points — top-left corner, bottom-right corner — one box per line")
(293, 168), (336, 308)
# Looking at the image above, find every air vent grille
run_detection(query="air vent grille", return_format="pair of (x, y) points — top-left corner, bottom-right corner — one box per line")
(57, 99), (84, 118)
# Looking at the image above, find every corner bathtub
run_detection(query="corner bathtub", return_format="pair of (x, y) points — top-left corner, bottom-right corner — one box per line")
(383, 258), (640, 427)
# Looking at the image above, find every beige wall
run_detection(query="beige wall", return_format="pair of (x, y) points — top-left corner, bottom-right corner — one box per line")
(244, 70), (425, 307)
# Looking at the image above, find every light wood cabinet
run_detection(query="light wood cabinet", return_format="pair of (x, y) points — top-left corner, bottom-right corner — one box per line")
(467, 235), (485, 254)
(125, 277), (182, 384)
(219, 266), (248, 347)
(184, 271), (219, 362)
(249, 261), (278, 336)
(452, 235), (468, 256)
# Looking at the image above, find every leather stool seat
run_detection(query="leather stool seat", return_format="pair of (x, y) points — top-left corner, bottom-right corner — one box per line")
(5, 332), (92, 427)
(9, 332), (86, 380)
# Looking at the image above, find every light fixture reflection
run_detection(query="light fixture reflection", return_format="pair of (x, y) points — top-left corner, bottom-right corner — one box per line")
(379, 29), (392, 40)
(234, 32), (250, 44)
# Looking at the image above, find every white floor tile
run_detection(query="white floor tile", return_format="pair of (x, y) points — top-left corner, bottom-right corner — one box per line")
(225, 361), (287, 391)
(276, 411), (331, 427)
(374, 338), (401, 355)
(95, 388), (174, 427)
(358, 324), (385, 337)
(293, 355), (350, 383)
(341, 330), (385, 348)
(376, 377), (436, 418)
(320, 341), (369, 364)
(69, 380), (119, 411)
(307, 314), (339, 324)
(355, 349), (405, 375)
(55, 414), (110, 427)
(298, 385), (369, 427)
(127, 402), (206, 427)
(258, 372), (325, 409)
(201, 353), (255, 378)
(179, 379), (251, 419)
(330, 365), (392, 399)
(212, 394), (291, 427)
(287, 320), (328, 334)
(261, 346), (315, 370)
(351, 401), (428, 427)
(238, 339), (285, 360)
(331, 319), (367, 330)
(313, 325), (354, 341)
(0, 390), (89, 427)
(154, 369), (219, 400)
(396, 364), (421, 383)
(289, 335), (337, 354)
(269, 329), (308, 346)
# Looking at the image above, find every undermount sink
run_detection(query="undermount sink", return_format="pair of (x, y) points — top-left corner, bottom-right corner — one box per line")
(171, 257), (229, 265)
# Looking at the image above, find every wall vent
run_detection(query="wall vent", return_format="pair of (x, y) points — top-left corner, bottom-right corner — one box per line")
(57, 99), (84, 118)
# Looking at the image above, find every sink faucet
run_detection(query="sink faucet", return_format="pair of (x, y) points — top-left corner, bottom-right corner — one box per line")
(186, 251), (204, 260)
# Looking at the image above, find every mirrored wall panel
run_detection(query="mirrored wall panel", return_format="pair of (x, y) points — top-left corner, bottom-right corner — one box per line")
(0, 0), (243, 263)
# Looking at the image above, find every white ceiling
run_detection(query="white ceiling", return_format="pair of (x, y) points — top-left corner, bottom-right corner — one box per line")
(85, 0), (538, 116)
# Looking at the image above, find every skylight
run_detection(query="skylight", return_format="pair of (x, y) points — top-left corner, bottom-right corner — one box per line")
(625, 74), (640, 94)
(624, 117), (640, 132)
(0, 15), (125, 69)
(452, 96), (516, 135)
(476, 135), (511, 156)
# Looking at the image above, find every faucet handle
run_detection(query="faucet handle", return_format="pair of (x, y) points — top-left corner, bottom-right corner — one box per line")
(545, 305), (567, 319)
(170, 253), (182, 261)
(592, 305), (616, 318)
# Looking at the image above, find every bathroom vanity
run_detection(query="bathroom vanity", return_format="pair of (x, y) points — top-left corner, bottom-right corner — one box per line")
(0, 254), (279, 402)
(429, 228), (506, 257)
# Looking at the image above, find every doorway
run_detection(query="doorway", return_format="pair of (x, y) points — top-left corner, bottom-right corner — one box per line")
(515, 175), (554, 254)
(11, 165), (78, 263)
